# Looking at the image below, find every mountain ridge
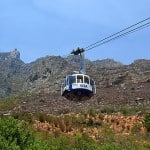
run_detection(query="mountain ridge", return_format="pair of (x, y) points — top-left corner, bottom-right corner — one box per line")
(0, 50), (150, 114)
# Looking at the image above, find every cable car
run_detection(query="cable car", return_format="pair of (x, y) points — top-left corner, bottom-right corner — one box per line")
(61, 48), (96, 100)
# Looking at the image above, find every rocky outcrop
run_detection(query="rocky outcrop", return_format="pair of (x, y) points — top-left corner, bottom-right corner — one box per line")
(24, 56), (69, 93)
(0, 49), (25, 97)
(0, 49), (20, 60)
(93, 59), (123, 68)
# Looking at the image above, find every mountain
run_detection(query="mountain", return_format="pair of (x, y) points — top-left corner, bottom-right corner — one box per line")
(0, 50), (150, 114)
(0, 50), (25, 97)
(0, 50), (125, 98)
(93, 59), (123, 68)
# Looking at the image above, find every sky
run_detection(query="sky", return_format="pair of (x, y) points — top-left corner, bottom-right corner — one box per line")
(0, 0), (150, 64)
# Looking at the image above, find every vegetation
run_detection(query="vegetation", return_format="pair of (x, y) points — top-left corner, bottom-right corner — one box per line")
(0, 110), (149, 149)
(143, 113), (150, 132)
(0, 116), (123, 150)
(99, 105), (149, 116)
(0, 96), (18, 111)
(0, 117), (49, 150)
(0, 96), (150, 149)
(0, 92), (28, 111)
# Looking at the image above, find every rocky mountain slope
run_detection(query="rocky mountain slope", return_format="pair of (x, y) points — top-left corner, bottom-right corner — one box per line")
(0, 50), (150, 114)
(0, 50), (125, 98)
(0, 50), (25, 97)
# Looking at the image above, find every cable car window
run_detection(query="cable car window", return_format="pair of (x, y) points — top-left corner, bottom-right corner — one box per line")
(84, 76), (89, 84)
(90, 79), (94, 86)
(65, 76), (69, 85)
(77, 75), (83, 83)
(64, 79), (67, 86)
(68, 76), (76, 84)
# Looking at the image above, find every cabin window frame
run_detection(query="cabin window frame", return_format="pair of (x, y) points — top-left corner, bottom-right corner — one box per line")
(67, 75), (76, 85)
(84, 76), (90, 84)
(77, 75), (83, 83)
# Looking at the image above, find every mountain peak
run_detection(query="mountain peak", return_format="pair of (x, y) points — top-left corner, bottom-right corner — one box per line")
(0, 49), (20, 61)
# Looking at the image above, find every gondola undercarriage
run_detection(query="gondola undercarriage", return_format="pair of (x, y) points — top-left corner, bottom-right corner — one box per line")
(62, 88), (94, 101)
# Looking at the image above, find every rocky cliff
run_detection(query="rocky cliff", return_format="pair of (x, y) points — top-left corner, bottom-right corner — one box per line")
(0, 50), (25, 97)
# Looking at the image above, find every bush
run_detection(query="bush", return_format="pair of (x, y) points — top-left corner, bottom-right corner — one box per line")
(0, 97), (18, 111)
(143, 143), (150, 149)
(143, 113), (150, 132)
(101, 143), (122, 150)
(0, 117), (49, 150)
(12, 112), (33, 124)
(88, 108), (97, 116)
(131, 122), (142, 134)
(74, 134), (101, 150)
(48, 135), (74, 150)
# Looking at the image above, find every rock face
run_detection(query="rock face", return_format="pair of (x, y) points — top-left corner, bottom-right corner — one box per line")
(93, 59), (123, 68)
(24, 56), (69, 94)
(0, 49), (25, 98)
(0, 49), (20, 60)
(0, 50), (150, 112)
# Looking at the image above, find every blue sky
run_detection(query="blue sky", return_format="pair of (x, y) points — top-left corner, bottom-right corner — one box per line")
(0, 0), (150, 64)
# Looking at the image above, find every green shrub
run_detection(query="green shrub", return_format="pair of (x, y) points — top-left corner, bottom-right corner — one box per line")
(48, 135), (74, 150)
(131, 122), (142, 134)
(36, 112), (48, 122)
(47, 133), (102, 150)
(100, 106), (116, 114)
(143, 143), (150, 149)
(0, 97), (18, 111)
(74, 134), (101, 150)
(143, 113), (150, 132)
(0, 117), (49, 150)
(101, 143), (121, 150)
(12, 112), (33, 124)
(88, 108), (97, 116)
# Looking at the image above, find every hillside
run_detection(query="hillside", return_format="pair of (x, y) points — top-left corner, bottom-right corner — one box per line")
(0, 50), (150, 114)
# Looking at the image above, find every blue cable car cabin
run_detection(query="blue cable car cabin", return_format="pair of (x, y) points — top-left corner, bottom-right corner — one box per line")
(61, 73), (96, 100)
